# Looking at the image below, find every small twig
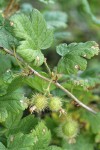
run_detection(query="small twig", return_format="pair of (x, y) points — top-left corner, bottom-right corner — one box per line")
(44, 79), (53, 96)
(44, 58), (51, 75)
(1, 48), (97, 114)
(3, 0), (20, 18)
(3, 0), (15, 18)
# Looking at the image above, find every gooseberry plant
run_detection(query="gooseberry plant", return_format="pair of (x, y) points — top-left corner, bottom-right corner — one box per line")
(0, 0), (100, 149)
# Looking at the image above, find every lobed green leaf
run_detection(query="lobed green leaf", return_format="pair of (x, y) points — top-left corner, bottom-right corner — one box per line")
(12, 9), (53, 66)
(0, 14), (17, 50)
(57, 41), (99, 74)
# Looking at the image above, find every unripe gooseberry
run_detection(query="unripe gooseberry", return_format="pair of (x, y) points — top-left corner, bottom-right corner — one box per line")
(58, 118), (79, 143)
(62, 119), (79, 139)
(49, 96), (62, 112)
(31, 93), (48, 112)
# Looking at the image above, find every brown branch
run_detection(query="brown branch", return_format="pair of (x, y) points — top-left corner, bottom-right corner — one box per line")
(3, 0), (19, 18)
(1, 48), (97, 114)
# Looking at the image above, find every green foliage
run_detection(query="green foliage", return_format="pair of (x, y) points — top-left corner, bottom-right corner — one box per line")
(65, 76), (100, 90)
(82, 0), (100, 26)
(38, 0), (55, 4)
(95, 134), (100, 143)
(11, 9), (53, 66)
(81, 111), (100, 134)
(1, 113), (37, 136)
(0, 122), (55, 150)
(0, 14), (17, 49)
(0, 142), (6, 150)
(0, 54), (17, 76)
(0, 74), (8, 96)
(7, 133), (35, 150)
(0, 108), (8, 122)
(31, 121), (51, 149)
(57, 41), (99, 74)
(0, 89), (26, 123)
(0, 0), (8, 8)
(43, 11), (68, 29)
(62, 134), (94, 150)
(47, 146), (63, 150)
(7, 73), (55, 93)
(0, 54), (11, 75)
(0, 0), (100, 150)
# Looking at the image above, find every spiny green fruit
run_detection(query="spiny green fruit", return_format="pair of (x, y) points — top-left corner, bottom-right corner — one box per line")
(31, 93), (48, 112)
(49, 96), (62, 112)
(58, 118), (79, 143)
(62, 119), (78, 139)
